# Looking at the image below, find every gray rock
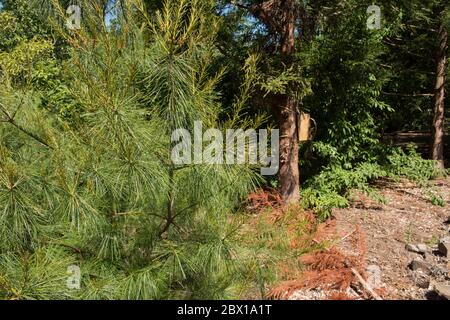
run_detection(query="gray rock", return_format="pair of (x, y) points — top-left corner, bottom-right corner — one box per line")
(433, 282), (450, 300)
(410, 259), (432, 274)
(406, 243), (428, 254)
(406, 244), (419, 253)
(438, 237), (450, 258)
(416, 244), (428, 253)
(413, 274), (430, 289)
(431, 265), (449, 278)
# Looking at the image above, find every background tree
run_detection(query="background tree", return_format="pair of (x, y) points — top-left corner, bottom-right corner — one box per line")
(219, 0), (396, 198)
(379, 0), (449, 168)
(222, 0), (308, 204)
(431, 6), (448, 170)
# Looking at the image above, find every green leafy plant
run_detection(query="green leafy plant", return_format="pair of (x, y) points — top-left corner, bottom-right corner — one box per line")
(301, 146), (444, 219)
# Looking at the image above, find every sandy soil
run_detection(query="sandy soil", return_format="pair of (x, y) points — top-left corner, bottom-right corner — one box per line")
(333, 177), (450, 300)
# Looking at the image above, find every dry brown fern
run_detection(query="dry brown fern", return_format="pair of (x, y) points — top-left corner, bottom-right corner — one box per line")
(268, 224), (372, 300)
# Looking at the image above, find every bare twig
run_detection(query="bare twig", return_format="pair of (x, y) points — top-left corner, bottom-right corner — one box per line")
(338, 229), (357, 244)
(351, 268), (383, 300)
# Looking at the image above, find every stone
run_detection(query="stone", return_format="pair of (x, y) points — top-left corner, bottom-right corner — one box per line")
(406, 243), (428, 254)
(406, 244), (419, 253)
(431, 265), (449, 278)
(438, 237), (450, 258)
(433, 282), (450, 300)
(413, 274), (430, 289)
(416, 244), (428, 253)
(410, 259), (432, 274)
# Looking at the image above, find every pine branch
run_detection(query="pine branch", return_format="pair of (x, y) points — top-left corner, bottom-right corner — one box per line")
(159, 168), (176, 237)
(0, 102), (53, 149)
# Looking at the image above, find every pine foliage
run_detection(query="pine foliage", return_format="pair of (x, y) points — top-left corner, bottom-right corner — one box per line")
(0, 0), (260, 300)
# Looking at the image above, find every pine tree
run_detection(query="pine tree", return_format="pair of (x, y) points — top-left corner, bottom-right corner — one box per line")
(0, 0), (260, 300)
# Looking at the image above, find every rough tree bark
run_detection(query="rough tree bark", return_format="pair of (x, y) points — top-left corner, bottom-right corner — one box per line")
(431, 18), (447, 170)
(235, 0), (301, 204)
(278, 0), (300, 204)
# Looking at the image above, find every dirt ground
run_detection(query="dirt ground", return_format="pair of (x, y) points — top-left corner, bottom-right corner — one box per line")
(333, 176), (450, 300)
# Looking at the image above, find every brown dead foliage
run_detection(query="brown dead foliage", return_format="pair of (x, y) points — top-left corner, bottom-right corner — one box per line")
(314, 217), (337, 243)
(244, 190), (375, 300)
(245, 188), (283, 216)
(268, 226), (370, 300)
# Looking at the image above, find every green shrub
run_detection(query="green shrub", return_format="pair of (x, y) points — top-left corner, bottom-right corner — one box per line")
(301, 146), (444, 219)
(385, 146), (442, 185)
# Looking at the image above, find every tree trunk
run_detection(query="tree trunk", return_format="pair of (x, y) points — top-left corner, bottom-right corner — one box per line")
(238, 0), (301, 204)
(431, 19), (447, 170)
(278, 0), (300, 203)
(278, 95), (300, 203)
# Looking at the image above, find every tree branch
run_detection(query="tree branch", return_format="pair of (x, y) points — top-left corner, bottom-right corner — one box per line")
(0, 102), (53, 149)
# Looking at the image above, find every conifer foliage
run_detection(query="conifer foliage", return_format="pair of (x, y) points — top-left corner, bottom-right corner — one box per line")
(0, 0), (259, 299)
